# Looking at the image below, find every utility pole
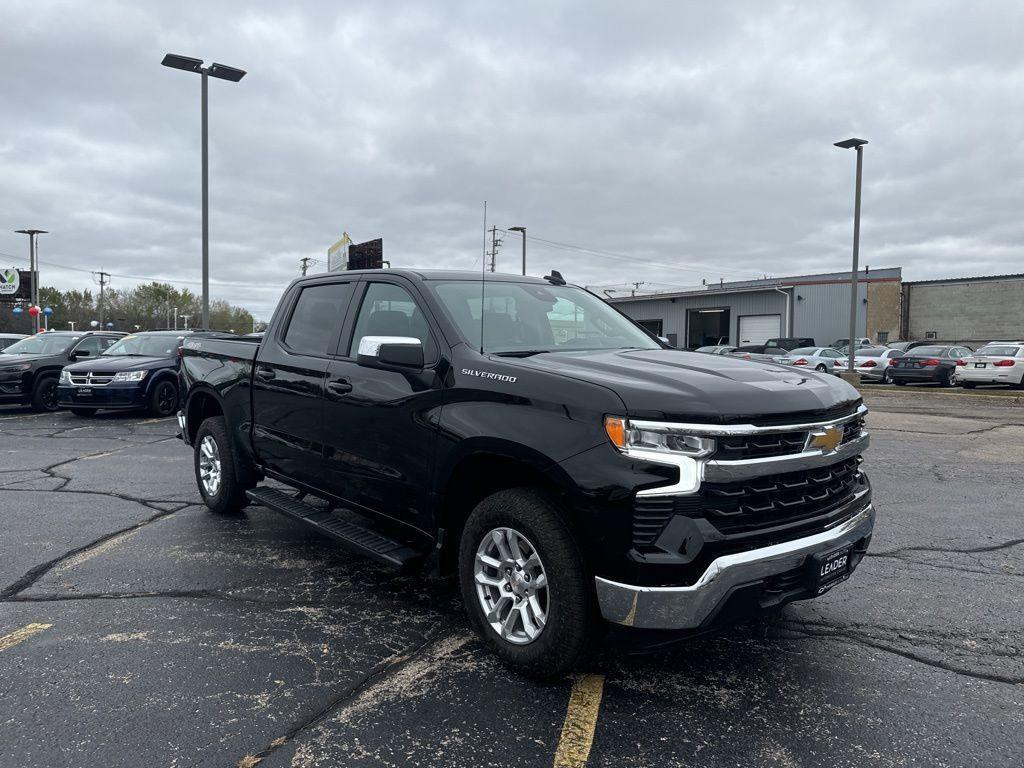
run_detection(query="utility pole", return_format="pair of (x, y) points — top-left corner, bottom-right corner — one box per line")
(181, 314), (191, 330)
(487, 226), (502, 273)
(68, 322), (75, 331)
(631, 281), (643, 296)
(508, 226), (527, 275)
(94, 271), (110, 328)
(300, 256), (312, 276)
(174, 307), (178, 330)
(834, 138), (868, 375)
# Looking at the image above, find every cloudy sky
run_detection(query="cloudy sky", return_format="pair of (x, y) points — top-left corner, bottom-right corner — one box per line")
(2, 0), (1022, 318)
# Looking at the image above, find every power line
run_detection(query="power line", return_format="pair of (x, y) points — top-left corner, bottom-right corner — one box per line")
(494, 229), (760, 279)
(0, 249), (278, 290)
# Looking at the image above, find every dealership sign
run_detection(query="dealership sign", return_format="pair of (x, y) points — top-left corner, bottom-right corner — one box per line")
(0, 269), (31, 301)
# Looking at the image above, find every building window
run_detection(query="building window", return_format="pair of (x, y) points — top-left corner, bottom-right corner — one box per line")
(876, 331), (889, 344)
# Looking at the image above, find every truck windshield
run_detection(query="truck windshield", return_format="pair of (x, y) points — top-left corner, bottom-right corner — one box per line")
(102, 334), (184, 357)
(432, 281), (660, 355)
(1, 334), (76, 355)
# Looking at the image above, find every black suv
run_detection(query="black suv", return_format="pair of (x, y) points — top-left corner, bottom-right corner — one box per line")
(0, 331), (124, 411)
(57, 330), (198, 417)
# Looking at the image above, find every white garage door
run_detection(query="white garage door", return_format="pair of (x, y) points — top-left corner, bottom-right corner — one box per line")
(738, 314), (782, 345)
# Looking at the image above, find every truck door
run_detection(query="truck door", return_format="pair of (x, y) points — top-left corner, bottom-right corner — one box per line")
(321, 279), (444, 534)
(252, 279), (356, 489)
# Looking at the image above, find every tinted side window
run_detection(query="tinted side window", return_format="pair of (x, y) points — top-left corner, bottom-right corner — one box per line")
(73, 336), (114, 356)
(283, 282), (354, 356)
(349, 282), (436, 360)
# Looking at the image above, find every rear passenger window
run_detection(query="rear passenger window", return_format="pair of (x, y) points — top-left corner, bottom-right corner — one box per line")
(348, 282), (436, 360)
(283, 282), (354, 356)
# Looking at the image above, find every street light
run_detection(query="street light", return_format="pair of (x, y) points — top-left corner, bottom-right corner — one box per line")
(834, 137), (868, 375)
(161, 53), (246, 330)
(508, 226), (527, 276)
(14, 229), (46, 333)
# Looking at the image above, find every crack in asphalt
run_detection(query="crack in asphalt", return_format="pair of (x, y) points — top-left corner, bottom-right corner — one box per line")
(237, 621), (457, 767)
(871, 538), (1024, 558)
(0, 506), (183, 599)
(778, 620), (1024, 686)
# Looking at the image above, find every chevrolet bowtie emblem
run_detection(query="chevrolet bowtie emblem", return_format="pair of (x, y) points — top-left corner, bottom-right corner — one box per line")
(807, 425), (843, 454)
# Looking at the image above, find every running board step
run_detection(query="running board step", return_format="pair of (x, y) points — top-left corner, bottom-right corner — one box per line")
(246, 487), (424, 570)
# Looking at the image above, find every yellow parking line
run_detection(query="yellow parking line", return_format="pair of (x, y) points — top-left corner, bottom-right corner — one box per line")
(553, 673), (605, 768)
(0, 622), (53, 652)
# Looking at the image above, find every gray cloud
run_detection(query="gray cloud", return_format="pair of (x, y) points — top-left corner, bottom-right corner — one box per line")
(2, 0), (1022, 318)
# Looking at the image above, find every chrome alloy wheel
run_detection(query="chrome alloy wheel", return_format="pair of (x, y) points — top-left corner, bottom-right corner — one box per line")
(474, 527), (549, 645)
(198, 435), (222, 497)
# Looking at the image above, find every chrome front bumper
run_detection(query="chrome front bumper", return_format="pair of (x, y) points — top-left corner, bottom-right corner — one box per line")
(595, 503), (875, 630)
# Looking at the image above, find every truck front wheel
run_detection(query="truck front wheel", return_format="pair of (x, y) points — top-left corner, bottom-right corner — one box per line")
(458, 488), (595, 679)
(194, 416), (251, 515)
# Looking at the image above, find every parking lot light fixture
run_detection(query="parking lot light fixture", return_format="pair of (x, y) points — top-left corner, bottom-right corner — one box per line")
(508, 226), (527, 275)
(161, 53), (247, 330)
(834, 138), (868, 375)
(14, 229), (47, 333)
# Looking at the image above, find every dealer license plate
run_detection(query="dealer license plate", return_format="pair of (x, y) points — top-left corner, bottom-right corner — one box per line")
(808, 545), (852, 594)
(76, 388), (93, 396)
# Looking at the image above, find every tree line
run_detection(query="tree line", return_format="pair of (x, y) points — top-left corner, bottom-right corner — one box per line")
(0, 282), (256, 335)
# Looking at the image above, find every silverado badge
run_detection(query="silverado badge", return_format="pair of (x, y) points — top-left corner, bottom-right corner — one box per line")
(806, 424), (843, 454)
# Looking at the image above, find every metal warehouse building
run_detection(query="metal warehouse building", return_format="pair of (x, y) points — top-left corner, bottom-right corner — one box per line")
(610, 268), (903, 349)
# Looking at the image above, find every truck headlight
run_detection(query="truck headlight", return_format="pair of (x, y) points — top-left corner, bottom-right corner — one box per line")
(59, 369), (72, 383)
(113, 370), (148, 382)
(604, 416), (716, 457)
(0, 362), (32, 373)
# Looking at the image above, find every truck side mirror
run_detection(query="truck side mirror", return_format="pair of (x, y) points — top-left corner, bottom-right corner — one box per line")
(70, 349), (90, 359)
(357, 336), (424, 369)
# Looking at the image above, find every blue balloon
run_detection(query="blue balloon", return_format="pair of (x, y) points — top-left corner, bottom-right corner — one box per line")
(12, 306), (23, 315)
(43, 306), (53, 316)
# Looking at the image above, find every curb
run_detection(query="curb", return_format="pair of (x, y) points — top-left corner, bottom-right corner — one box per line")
(857, 385), (1024, 405)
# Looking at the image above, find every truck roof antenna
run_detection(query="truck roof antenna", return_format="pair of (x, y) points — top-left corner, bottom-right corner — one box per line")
(544, 270), (566, 286)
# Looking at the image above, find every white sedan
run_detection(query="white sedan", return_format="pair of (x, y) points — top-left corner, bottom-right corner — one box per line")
(776, 347), (844, 373)
(836, 347), (905, 382)
(958, 343), (1024, 389)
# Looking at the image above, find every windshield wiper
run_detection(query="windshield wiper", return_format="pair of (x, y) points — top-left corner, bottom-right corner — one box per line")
(492, 349), (551, 358)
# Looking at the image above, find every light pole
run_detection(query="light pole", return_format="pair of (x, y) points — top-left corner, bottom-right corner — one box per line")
(161, 53), (246, 330)
(508, 226), (527, 275)
(834, 138), (867, 375)
(14, 229), (46, 332)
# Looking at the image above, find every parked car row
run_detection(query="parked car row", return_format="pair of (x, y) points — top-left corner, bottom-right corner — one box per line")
(693, 338), (1024, 390)
(0, 329), (236, 416)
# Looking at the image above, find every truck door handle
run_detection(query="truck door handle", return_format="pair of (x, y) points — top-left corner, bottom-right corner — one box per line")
(255, 366), (276, 381)
(327, 379), (352, 394)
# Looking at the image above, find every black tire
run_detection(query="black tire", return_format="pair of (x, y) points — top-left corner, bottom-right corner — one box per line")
(194, 416), (253, 515)
(30, 375), (60, 412)
(148, 379), (178, 417)
(815, 364), (827, 373)
(962, 381), (976, 390)
(895, 379), (907, 386)
(940, 369), (954, 388)
(70, 408), (98, 417)
(882, 369), (892, 384)
(458, 487), (596, 679)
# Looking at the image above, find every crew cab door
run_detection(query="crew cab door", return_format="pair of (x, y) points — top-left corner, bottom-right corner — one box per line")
(251, 279), (356, 489)
(321, 279), (444, 533)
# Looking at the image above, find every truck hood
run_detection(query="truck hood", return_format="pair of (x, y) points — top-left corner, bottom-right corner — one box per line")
(507, 348), (860, 421)
(64, 356), (173, 373)
(0, 353), (59, 364)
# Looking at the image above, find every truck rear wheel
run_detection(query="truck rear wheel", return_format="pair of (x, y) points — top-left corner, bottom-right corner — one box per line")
(458, 488), (595, 679)
(194, 416), (252, 515)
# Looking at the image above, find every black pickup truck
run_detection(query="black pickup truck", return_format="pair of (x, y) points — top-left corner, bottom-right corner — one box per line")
(177, 269), (874, 677)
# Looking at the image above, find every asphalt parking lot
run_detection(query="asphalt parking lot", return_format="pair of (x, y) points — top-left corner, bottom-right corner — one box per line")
(0, 394), (1021, 768)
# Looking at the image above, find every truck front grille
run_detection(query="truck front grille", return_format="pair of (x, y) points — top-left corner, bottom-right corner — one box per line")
(630, 457), (863, 548)
(716, 415), (866, 460)
(702, 457), (861, 534)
